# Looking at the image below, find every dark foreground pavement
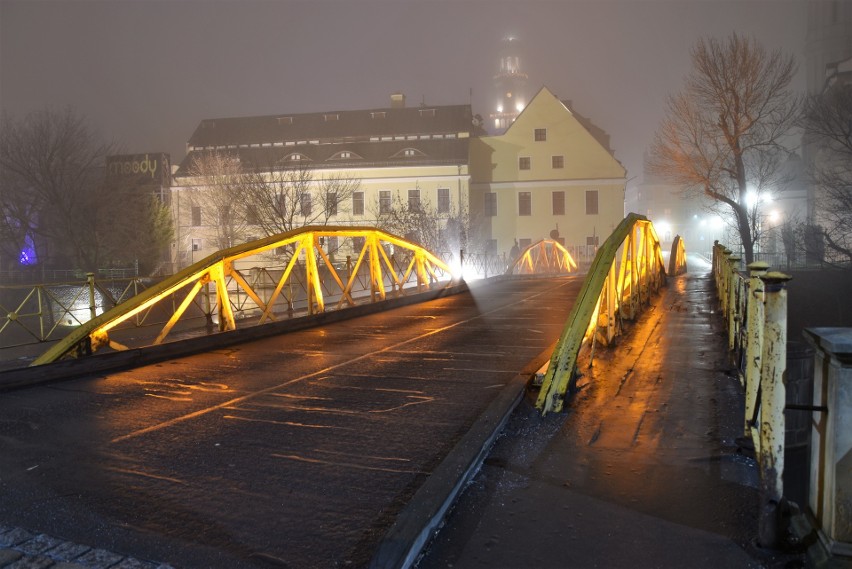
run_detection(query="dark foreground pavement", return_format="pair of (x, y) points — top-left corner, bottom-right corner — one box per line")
(417, 266), (816, 569)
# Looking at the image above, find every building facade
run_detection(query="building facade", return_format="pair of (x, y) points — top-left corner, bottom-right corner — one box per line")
(169, 87), (626, 271)
(171, 99), (478, 269)
(470, 87), (626, 257)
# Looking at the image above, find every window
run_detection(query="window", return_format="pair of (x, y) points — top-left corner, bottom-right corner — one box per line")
(300, 192), (312, 216)
(519, 157), (531, 170)
(326, 236), (339, 255)
(324, 114), (339, 121)
(326, 191), (337, 216)
(586, 190), (599, 215)
(437, 188), (450, 214)
(353, 236), (366, 252)
(276, 193), (287, 214)
(486, 239), (498, 254)
(408, 189), (420, 211)
(191, 238), (202, 252)
(552, 191), (565, 215)
(371, 111), (386, 119)
(518, 192), (531, 216)
(246, 205), (259, 225)
(353, 191), (364, 215)
(403, 149), (417, 157)
(379, 190), (391, 214)
(552, 155), (564, 169)
(534, 128), (547, 141)
(485, 192), (497, 217)
(519, 238), (532, 250)
(586, 236), (600, 247)
(419, 108), (436, 117)
(191, 206), (202, 226)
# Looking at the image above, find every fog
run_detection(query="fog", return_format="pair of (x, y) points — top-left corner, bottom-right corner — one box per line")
(1, 0), (807, 181)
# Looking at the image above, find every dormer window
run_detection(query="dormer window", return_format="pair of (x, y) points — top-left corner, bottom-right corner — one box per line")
(394, 148), (425, 158)
(285, 152), (308, 162)
(329, 150), (361, 160)
(324, 114), (339, 121)
(371, 111), (386, 119)
(277, 117), (293, 125)
(419, 108), (436, 117)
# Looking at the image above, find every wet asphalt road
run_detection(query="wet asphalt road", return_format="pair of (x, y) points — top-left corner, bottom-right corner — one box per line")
(0, 276), (581, 568)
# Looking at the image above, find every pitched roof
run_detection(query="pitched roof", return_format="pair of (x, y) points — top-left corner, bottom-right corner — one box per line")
(177, 104), (479, 176)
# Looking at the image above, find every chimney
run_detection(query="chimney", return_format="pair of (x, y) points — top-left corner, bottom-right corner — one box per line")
(390, 92), (406, 108)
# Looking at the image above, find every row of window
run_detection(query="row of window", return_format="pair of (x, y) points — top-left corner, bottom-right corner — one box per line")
(189, 187), (598, 227)
(484, 190), (599, 217)
(519, 155), (564, 171)
(189, 188), (453, 226)
(188, 132), (458, 153)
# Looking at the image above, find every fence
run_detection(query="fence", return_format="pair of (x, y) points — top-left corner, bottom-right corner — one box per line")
(712, 242), (793, 548)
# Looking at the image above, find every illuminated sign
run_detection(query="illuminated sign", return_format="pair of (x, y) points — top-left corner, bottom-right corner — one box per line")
(107, 153), (170, 186)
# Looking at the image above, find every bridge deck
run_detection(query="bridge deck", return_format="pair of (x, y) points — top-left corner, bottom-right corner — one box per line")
(419, 267), (811, 569)
(0, 276), (581, 568)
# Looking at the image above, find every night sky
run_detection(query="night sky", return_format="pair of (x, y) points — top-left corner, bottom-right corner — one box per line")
(1, 0), (807, 182)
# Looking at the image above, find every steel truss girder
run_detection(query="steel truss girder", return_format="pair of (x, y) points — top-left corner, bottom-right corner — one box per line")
(505, 239), (579, 276)
(536, 214), (678, 414)
(32, 226), (451, 365)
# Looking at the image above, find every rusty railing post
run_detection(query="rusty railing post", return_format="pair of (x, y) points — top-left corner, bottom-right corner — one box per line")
(744, 261), (769, 435)
(87, 272), (97, 321)
(757, 271), (792, 549)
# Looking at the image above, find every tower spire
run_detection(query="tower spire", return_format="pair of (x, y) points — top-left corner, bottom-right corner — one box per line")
(490, 35), (529, 132)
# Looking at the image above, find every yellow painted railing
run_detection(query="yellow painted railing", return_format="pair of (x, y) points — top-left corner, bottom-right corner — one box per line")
(32, 226), (451, 365)
(711, 241), (793, 547)
(536, 214), (670, 414)
(505, 239), (578, 276)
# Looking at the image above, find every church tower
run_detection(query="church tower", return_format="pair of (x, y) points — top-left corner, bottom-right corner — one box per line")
(490, 36), (529, 132)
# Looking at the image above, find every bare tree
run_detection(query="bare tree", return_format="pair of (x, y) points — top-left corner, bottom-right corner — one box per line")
(240, 159), (360, 236)
(800, 85), (852, 266)
(371, 188), (472, 256)
(186, 150), (249, 250)
(0, 107), (172, 273)
(649, 34), (800, 264)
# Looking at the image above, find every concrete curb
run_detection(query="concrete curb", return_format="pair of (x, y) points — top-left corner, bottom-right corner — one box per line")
(0, 282), (470, 392)
(368, 344), (556, 569)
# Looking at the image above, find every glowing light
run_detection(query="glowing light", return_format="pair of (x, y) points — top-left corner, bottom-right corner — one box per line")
(19, 235), (37, 266)
(497, 105), (504, 113)
(655, 221), (672, 239)
(769, 209), (781, 223)
(515, 102), (525, 112)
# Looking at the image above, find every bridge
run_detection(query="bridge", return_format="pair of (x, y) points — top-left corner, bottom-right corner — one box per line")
(0, 216), (843, 569)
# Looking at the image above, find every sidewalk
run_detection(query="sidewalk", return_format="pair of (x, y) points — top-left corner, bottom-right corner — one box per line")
(416, 268), (818, 569)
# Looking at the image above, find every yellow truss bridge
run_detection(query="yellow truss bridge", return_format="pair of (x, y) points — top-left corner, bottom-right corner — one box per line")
(33, 226), (452, 365)
(505, 239), (579, 276)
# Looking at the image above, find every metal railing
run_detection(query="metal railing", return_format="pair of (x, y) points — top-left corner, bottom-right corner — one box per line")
(668, 235), (688, 276)
(712, 241), (792, 548)
(0, 275), (150, 350)
(536, 214), (670, 414)
(32, 226), (453, 366)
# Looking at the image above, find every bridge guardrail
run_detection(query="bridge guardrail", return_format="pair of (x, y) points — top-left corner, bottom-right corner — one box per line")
(536, 213), (670, 414)
(712, 241), (792, 548)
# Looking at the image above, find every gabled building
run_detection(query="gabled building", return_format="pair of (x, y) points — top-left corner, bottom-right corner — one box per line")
(171, 96), (480, 268)
(470, 86), (626, 257)
(170, 87), (626, 271)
